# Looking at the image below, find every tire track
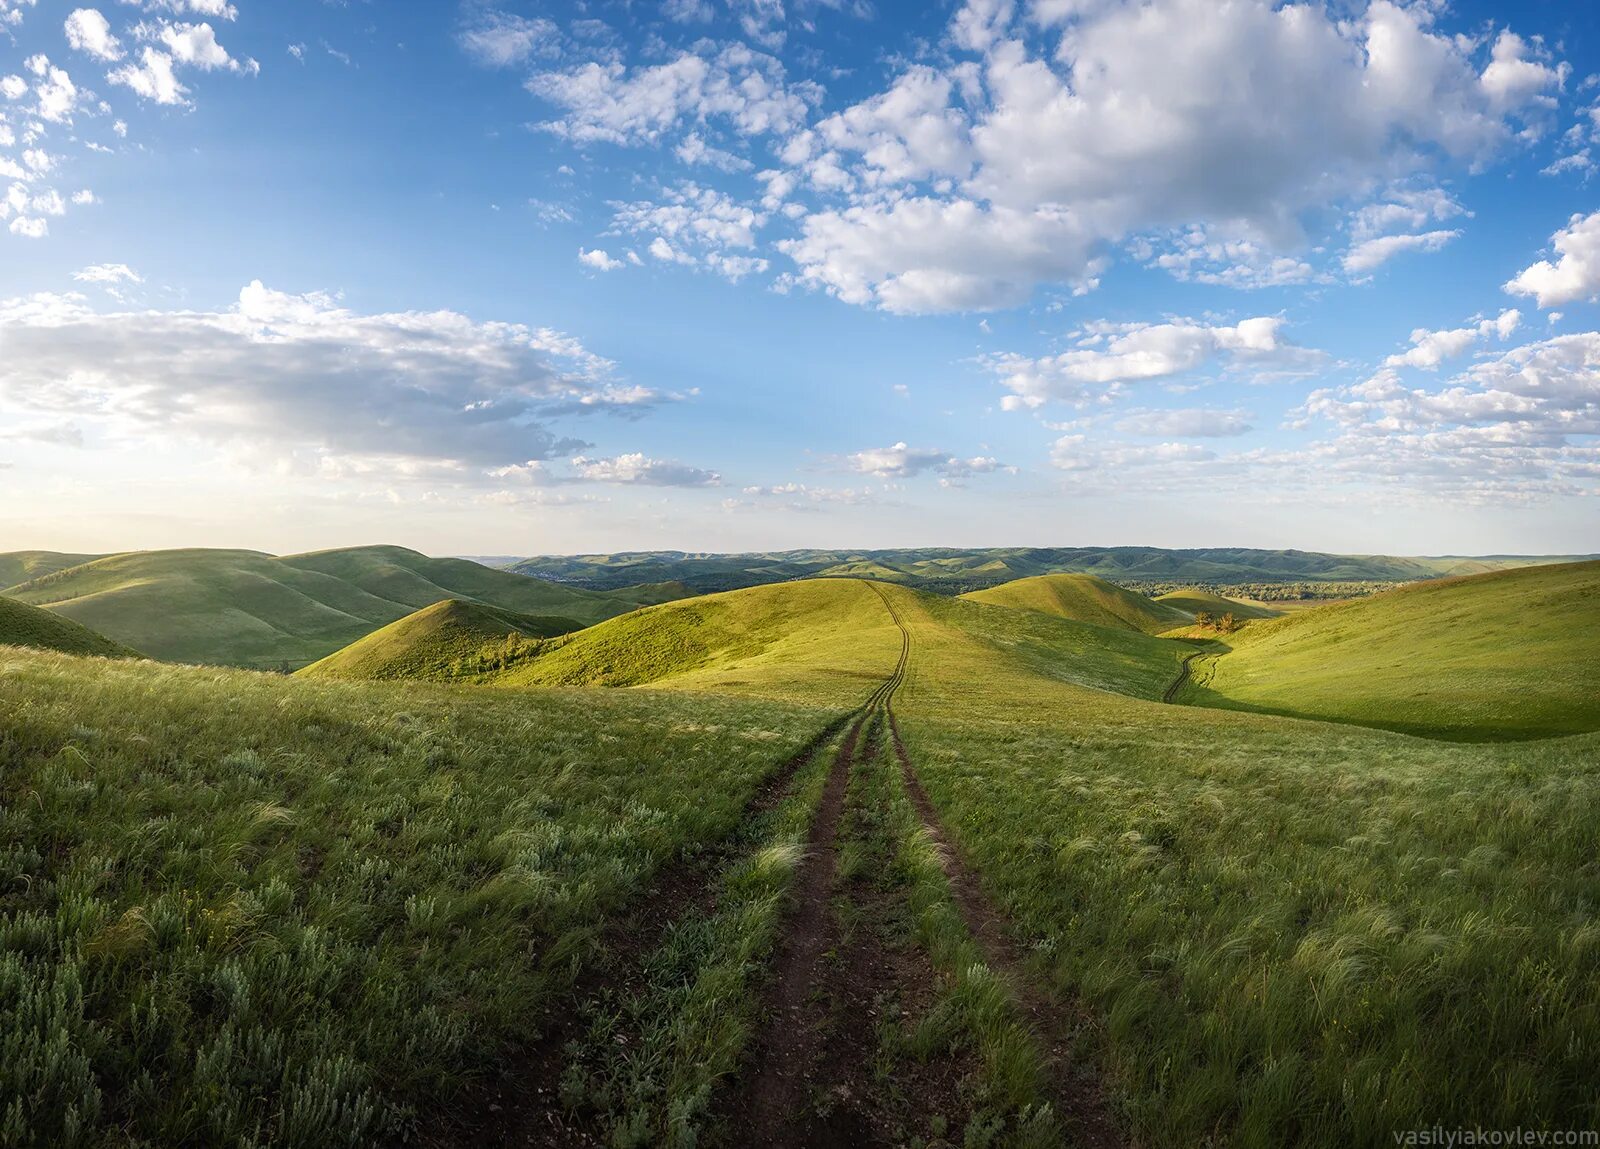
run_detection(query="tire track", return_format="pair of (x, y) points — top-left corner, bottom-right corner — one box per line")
(866, 581), (1125, 1149)
(1162, 650), (1204, 704)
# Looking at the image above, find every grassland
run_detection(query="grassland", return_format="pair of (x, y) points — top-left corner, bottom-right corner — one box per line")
(963, 573), (1194, 635)
(298, 599), (582, 682)
(0, 645), (839, 1147)
(0, 595), (138, 658)
(3, 563), (1597, 1146)
(0, 551), (104, 590)
(1179, 560), (1600, 740)
(1, 546), (683, 670)
(1153, 588), (1279, 621)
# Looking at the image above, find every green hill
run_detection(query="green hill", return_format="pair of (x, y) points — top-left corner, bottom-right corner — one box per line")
(3, 546), (686, 669)
(1178, 561), (1600, 740)
(299, 599), (582, 682)
(0, 550), (104, 589)
(962, 572), (1192, 634)
(0, 594), (137, 658)
(1154, 588), (1280, 620)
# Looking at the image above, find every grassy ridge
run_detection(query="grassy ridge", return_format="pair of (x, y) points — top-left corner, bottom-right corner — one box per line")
(1181, 561), (1600, 740)
(298, 599), (581, 682)
(0, 551), (104, 590)
(3, 546), (682, 670)
(885, 586), (1600, 1145)
(0, 596), (138, 658)
(0, 648), (841, 1147)
(963, 573), (1194, 635)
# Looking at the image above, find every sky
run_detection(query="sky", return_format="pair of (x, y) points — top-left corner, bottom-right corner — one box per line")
(0, 0), (1597, 559)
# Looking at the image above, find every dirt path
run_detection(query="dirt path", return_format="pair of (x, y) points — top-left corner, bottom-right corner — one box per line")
(413, 709), (860, 1149)
(867, 582), (1125, 1149)
(1162, 650), (1204, 704)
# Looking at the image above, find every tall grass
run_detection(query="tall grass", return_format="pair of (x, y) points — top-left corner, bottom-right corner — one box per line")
(0, 647), (840, 1146)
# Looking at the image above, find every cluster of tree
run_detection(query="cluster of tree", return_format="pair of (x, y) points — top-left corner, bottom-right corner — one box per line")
(1193, 611), (1240, 634)
(1128, 580), (1402, 601)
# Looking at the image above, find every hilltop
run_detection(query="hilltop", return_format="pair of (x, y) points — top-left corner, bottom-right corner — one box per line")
(1154, 588), (1280, 620)
(1178, 560), (1600, 740)
(0, 550), (105, 589)
(299, 599), (582, 682)
(0, 595), (138, 658)
(1, 545), (687, 669)
(962, 572), (1193, 634)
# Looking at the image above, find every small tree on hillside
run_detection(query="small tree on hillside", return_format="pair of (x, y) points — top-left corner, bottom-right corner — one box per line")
(1219, 612), (1238, 634)
(1194, 610), (1213, 630)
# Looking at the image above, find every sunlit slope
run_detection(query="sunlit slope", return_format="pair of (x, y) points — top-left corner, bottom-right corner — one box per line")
(486, 577), (1190, 708)
(487, 578), (907, 708)
(5, 546), (679, 669)
(1154, 588), (1279, 620)
(0, 595), (138, 658)
(0, 550), (104, 589)
(962, 572), (1192, 634)
(298, 599), (583, 682)
(1180, 561), (1600, 740)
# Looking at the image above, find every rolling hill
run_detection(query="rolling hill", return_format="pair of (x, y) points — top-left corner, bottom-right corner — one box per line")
(1178, 560), (1600, 740)
(1, 546), (688, 669)
(1154, 588), (1280, 620)
(0, 550), (104, 589)
(299, 599), (582, 682)
(505, 546), (1596, 593)
(962, 572), (1194, 634)
(0, 594), (138, 658)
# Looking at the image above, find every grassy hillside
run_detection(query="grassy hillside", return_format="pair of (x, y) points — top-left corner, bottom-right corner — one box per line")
(1179, 561), (1600, 740)
(3, 546), (684, 669)
(0, 594), (138, 658)
(1154, 587), (1280, 620)
(506, 545), (1594, 593)
(0, 550), (104, 589)
(299, 599), (583, 682)
(963, 572), (1193, 634)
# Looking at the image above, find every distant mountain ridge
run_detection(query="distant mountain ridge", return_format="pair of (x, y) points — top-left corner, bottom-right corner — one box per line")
(506, 546), (1595, 594)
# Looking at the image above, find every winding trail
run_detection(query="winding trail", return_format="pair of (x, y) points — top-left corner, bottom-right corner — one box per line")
(866, 582), (1124, 1149)
(1163, 650), (1204, 704)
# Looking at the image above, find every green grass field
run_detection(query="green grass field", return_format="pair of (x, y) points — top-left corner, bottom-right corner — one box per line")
(963, 572), (1194, 635)
(298, 599), (582, 682)
(1154, 588), (1279, 621)
(1178, 561), (1600, 740)
(2, 561), (1597, 1146)
(1, 547), (684, 670)
(0, 595), (138, 659)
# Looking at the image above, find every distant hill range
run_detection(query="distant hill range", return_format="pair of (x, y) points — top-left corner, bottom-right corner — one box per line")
(506, 547), (1597, 595)
(0, 546), (689, 669)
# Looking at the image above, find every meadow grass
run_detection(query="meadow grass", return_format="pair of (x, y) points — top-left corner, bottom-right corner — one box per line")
(3, 546), (676, 670)
(0, 598), (136, 660)
(1181, 560), (1600, 740)
(0, 646), (841, 1147)
(298, 599), (581, 682)
(884, 584), (1600, 1145)
(963, 574), (1194, 635)
(1153, 589), (1279, 621)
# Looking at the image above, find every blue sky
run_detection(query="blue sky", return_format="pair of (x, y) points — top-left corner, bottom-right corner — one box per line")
(0, 0), (1597, 557)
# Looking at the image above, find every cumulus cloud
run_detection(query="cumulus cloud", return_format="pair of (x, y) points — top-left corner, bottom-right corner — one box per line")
(1113, 407), (1254, 438)
(1343, 229), (1462, 276)
(72, 263), (143, 284)
(578, 247), (624, 271)
(608, 182), (771, 281)
(1505, 210), (1600, 308)
(982, 316), (1299, 409)
(569, 452), (722, 486)
(65, 9), (123, 61)
(1382, 310), (1521, 371)
(458, 10), (557, 67)
(843, 441), (1008, 480)
(0, 282), (672, 476)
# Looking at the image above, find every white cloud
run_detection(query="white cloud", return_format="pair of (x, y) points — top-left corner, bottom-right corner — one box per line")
(0, 283), (672, 474)
(108, 47), (187, 104)
(28, 57), (81, 124)
(458, 10), (557, 68)
(844, 441), (1008, 480)
(65, 9), (124, 62)
(528, 43), (816, 145)
(780, 0), (1568, 312)
(1342, 230), (1461, 276)
(982, 316), (1296, 409)
(1113, 407), (1254, 438)
(0, 0), (37, 28)
(569, 453), (721, 486)
(609, 182), (771, 281)
(577, 247), (624, 271)
(1382, 310), (1521, 371)
(1504, 210), (1600, 309)
(8, 217), (47, 238)
(72, 262), (142, 284)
